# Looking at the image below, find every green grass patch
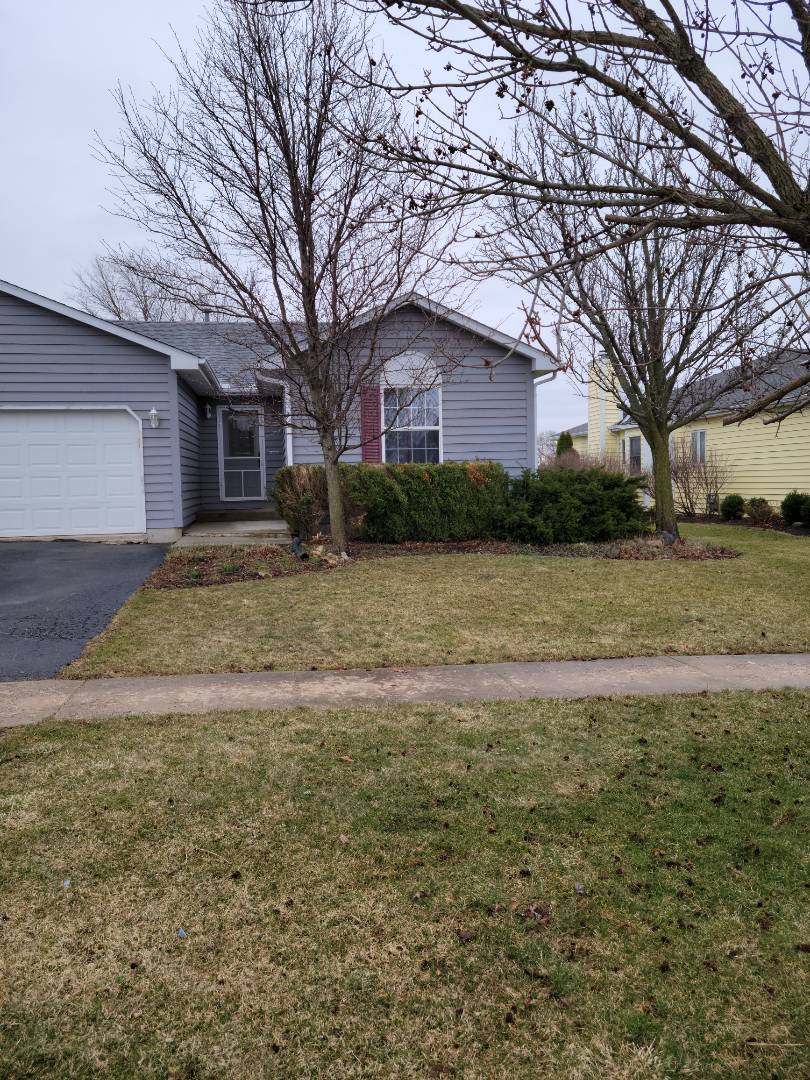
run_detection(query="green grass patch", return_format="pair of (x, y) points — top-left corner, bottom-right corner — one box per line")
(64, 525), (810, 678)
(0, 691), (808, 1077)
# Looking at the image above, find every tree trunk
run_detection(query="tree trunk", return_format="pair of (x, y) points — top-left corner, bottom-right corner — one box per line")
(649, 431), (679, 538)
(319, 432), (349, 554)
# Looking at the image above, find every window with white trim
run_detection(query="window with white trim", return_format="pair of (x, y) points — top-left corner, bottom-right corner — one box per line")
(383, 387), (441, 463)
(690, 429), (706, 464)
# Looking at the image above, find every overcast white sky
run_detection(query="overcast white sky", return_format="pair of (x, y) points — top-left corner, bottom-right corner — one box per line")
(0, 0), (584, 429)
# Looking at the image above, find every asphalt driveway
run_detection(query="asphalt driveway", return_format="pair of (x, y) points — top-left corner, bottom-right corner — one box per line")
(0, 542), (167, 681)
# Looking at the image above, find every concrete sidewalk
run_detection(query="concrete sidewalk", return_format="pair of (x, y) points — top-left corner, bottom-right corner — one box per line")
(1, 653), (809, 730)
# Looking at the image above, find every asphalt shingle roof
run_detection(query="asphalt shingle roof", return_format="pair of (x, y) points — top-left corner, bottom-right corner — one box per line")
(564, 422), (589, 437)
(611, 351), (810, 428)
(116, 320), (277, 390)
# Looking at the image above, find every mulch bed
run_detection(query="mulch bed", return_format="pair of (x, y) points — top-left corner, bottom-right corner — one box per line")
(681, 514), (810, 537)
(145, 535), (741, 590)
(145, 546), (322, 590)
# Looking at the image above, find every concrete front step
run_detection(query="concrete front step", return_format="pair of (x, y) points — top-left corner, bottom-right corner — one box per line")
(174, 533), (291, 548)
(175, 519), (292, 548)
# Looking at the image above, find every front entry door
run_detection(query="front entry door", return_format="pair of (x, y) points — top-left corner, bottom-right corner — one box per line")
(218, 407), (266, 500)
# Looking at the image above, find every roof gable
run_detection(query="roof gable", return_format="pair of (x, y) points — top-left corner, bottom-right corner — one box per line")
(0, 279), (218, 393)
(120, 295), (557, 391)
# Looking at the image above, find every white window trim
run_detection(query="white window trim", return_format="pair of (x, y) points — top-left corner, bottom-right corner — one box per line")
(282, 386), (294, 465)
(216, 404), (267, 502)
(380, 385), (444, 464)
(691, 428), (707, 464)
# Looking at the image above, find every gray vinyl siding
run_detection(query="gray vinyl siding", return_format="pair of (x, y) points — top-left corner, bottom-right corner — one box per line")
(291, 305), (535, 473)
(176, 377), (202, 526)
(198, 397), (286, 512)
(292, 431), (361, 465)
(0, 291), (179, 529)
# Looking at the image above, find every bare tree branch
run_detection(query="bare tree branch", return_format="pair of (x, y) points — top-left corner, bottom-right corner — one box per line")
(98, 0), (461, 552)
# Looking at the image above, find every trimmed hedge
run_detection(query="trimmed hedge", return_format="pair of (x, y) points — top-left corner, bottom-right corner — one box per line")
(274, 461), (650, 545)
(344, 461), (509, 543)
(274, 461), (510, 542)
(498, 468), (650, 544)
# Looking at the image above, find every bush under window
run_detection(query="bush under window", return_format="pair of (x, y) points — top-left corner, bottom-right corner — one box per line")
(498, 468), (650, 545)
(274, 461), (649, 545)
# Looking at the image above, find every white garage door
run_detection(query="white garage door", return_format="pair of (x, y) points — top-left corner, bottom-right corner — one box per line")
(0, 409), (146, 537)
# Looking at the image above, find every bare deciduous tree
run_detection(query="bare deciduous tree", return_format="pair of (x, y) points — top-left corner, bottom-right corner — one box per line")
(73, 252), (206, 320)
(536, 428), (559, 463)
(367, 0), (810, 416)
(485, 97), (805, 536)
(99, 0), (458, 552)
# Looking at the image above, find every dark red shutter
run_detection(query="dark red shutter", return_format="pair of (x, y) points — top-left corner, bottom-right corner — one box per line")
(360, 385), (382, 462)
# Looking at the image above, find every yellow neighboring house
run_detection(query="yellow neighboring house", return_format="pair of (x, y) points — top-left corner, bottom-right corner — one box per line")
(565, 356), (810, 509)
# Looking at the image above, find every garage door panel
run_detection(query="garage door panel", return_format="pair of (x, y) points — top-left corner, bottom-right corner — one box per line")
(66, 443), (98, 466)
(106, 506), (141, 528)
(69, 475), (100, 497)
(28, 444), (61, 466)
(32, 507), (65, 528)
(0, 444), (22, 466)
(26, 413), (57, 433)
(0, 410), (146, 537)
(0, 478), (23, 498)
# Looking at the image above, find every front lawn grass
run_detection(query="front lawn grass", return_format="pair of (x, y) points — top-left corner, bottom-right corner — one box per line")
(1, 691), (808, 1078)
(64, 524), (810, 679)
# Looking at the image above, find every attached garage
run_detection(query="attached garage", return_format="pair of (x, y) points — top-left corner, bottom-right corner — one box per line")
(0, 408), (146, 538)
(0, 280), (219, 542)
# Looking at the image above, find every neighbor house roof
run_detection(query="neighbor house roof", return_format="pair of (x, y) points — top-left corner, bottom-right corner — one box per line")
(564, 422), (589, 437)
(119, 295), (557, 393)
(610, 351), (810, 430)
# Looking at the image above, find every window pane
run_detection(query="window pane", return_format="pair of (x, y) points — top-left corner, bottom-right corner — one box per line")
(224, 471), (243, 498)
(384, 431), (402, 463)
(690, 430), (705, 463)
(242, 471), (262, 498)
(225, 413), (258, 457)
(384, 389), (399, 427)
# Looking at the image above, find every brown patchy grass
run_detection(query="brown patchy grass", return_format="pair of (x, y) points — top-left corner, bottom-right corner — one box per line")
(64, 525), (810, 679)
(1, 691), (808, 1078)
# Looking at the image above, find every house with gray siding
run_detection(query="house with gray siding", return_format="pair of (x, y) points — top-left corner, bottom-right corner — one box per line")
(0, 279), (557, 542)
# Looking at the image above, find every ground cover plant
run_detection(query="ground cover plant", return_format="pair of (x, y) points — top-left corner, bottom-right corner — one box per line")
(64, 525), (808, 679)
(1, 691), (808, 1078)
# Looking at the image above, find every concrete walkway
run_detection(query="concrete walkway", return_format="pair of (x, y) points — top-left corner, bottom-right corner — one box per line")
(1, 653), (809, 730)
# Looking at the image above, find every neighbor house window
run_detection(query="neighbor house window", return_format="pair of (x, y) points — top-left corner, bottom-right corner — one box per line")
(383, 387), (441, 463)
(691, 429), (706, 464)
(628, 435), (642, 472)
